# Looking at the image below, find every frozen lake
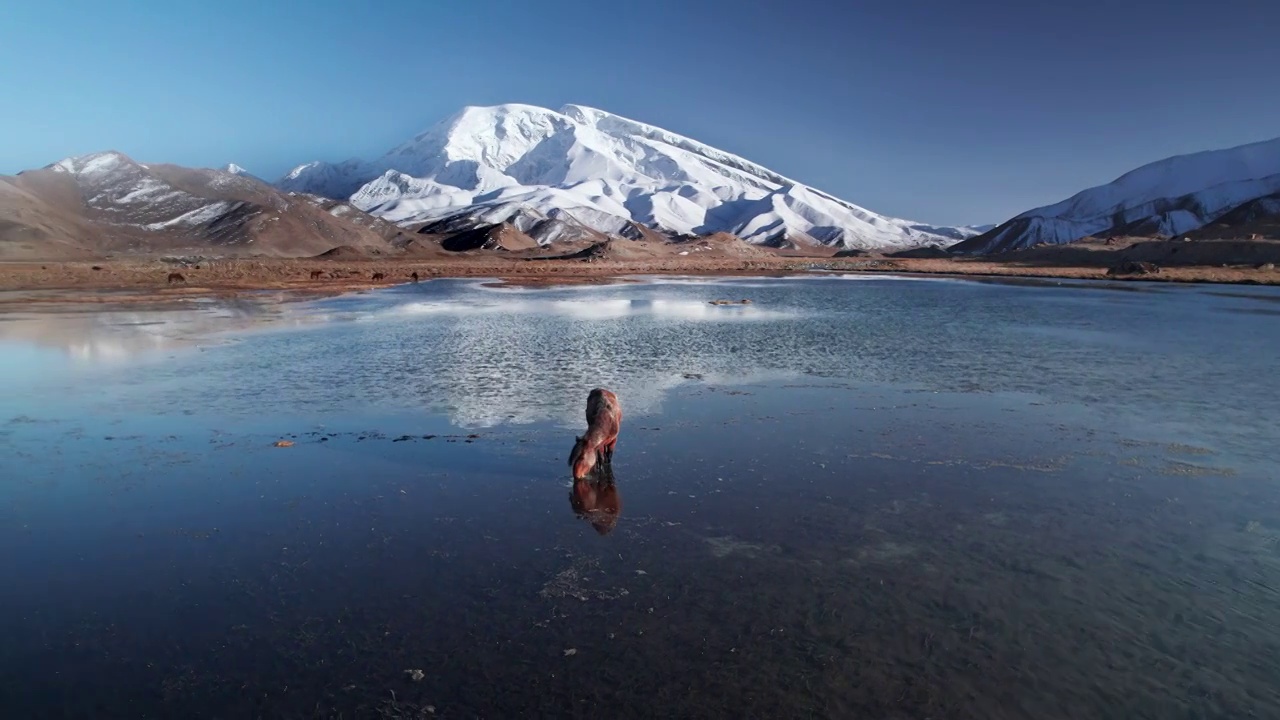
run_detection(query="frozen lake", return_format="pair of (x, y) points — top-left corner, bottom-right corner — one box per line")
(1, 275), (1278, 718)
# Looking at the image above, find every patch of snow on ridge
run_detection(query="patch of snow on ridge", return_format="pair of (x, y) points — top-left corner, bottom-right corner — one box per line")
(144, 202), (232, 230)
(116, 178), (180, 204)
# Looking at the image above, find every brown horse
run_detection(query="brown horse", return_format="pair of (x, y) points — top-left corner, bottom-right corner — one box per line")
(167, 272), (186, 284)
(411, 271), (419, 283)
(569, 388), (622, 480)
(569, 464), (621, 535)
(371, 272), (386, 281)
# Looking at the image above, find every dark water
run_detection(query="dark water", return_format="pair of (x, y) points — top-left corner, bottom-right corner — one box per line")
(1, 275), (1278, 719)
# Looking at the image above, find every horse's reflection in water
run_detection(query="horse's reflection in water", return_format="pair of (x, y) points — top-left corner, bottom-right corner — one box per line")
(569, 463), (621, 536)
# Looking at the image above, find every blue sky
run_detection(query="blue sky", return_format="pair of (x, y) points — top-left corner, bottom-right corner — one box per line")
(2, 0), (1278, 226)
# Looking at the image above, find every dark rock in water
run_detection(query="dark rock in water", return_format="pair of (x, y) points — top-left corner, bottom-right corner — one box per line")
(709, 299), (752, 306)
(1107, 261), (1161, 276)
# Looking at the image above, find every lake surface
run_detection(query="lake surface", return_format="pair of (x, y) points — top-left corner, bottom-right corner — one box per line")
(1, 275), (1278, 719)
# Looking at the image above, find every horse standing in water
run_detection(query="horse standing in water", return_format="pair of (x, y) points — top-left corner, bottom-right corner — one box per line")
(569, 388), (622, 480)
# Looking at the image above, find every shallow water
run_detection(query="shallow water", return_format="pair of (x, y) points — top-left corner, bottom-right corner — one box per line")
(1, 275), (1278, 719)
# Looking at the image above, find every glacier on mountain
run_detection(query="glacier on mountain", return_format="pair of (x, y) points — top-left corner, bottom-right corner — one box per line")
(278, 103), (981, 249)
(954, 136), (1280, 254)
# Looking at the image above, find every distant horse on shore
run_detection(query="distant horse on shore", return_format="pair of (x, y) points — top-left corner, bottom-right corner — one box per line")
(569, 388), (622, 480)
(411, 272), (419, 283)
(371, 272), (386, 281)
(167, 272), (186, 284)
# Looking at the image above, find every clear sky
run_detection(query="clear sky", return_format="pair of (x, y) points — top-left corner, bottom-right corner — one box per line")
(2, 0), (1278, 226)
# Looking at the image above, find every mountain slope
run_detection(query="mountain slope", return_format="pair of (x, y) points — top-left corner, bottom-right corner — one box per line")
(0, 152), (415, 259)
(1185, 191), (1280, 240)
(0, 171), (99, 259)
(954, 137), (1280, 254)
(279, 103), (982, 250)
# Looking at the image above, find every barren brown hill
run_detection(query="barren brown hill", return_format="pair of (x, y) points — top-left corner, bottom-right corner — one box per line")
(397, 236), (450, 258)
(670, 232), (774, 258)
(548, 239), (666, 262)
(441, 223), (540, 252)
(833, 248), (870, 258)
(0, 152), (413, 261)
(0, 163), (102, 259)
(313, 245), (375, 260)
(969, 235), (1280, 270)
(533, 232), (772, 264)
(1118, 239), (1280, 266)
(616, 220), (671, 244)
(888, 245), (953, 259)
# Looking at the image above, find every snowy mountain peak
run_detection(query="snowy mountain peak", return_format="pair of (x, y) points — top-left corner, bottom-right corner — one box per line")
(1020, 136), (1280, 225)
(49, 151), (135, 177)
(955, 135), (1280, 254)
(277, 103), (980, 249)
(283, 161), (320, 181)
(4, 148), (420, 259)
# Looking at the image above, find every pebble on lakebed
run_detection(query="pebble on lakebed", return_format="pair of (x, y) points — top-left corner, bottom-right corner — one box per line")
(272, 440), (294, 448)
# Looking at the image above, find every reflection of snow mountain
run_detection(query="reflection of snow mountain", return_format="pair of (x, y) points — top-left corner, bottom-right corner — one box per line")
(428, 330), (796, 429)
(358, 288), (802, 427)
(0, 304), (268, 361)
(1, 281), (816, 427)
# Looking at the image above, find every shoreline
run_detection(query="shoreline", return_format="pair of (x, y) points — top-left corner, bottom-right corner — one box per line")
(0, 256), (1276, 309)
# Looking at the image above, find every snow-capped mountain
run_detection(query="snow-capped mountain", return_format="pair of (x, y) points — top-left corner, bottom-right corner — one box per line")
(0, 151), (413, 258)
(51, 152), (260, 228)
(953, 137), (1280, 254)
(223, 163), (264, 182)
(279, 103), (983, 249)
